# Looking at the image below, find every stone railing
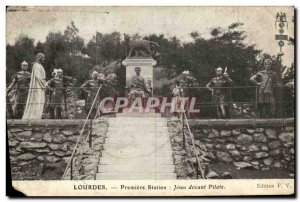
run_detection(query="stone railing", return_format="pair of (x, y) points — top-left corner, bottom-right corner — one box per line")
(7, 119), (108, 180)
(167, 118), (294, 179)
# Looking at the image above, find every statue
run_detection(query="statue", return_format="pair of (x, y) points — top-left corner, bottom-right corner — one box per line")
(80, 71), (105, 118)
(206, 67), (233, 118)
(171, 70), (199, 117)
(46, 69), (76, 119)
(250, 59), (282, 118)
(124, 34), (160, 58)
(128, 67), (151, 105)
(22, 53), (47, 119)
(7, 60), (31, 118)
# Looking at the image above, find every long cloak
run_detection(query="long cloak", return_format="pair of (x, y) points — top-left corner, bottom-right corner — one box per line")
(22, 62), (46, 119)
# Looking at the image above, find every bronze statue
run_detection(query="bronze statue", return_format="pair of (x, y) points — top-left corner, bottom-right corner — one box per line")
(46, 69), (76, 119)
(80, 71), (104, 118)
(250, 59), (282, 118)
(206, 67), (233, 118)
(124, 34), (160, 58)
(7, 61), (31, 118)
(128, 67), (150, 105)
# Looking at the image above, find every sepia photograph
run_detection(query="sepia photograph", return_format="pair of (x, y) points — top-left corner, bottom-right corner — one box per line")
(6, 6), (295, 196)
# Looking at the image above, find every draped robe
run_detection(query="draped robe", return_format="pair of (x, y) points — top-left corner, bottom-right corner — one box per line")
(22, 62), (46, 119)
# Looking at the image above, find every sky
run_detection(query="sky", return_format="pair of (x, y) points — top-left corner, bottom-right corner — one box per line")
(6, 6), (294, 66)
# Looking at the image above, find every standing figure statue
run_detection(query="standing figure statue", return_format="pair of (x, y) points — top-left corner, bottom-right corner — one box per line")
(250, 59), (282, 118)
(46, 69), (76, 119)
(128, 67), (151, 106)
(80, 71), (104, 118)
(22, 53), (47, 119)
(171, 70), (199, 117)
(206, 67), (233, 119)
(7, 61), (31, 118)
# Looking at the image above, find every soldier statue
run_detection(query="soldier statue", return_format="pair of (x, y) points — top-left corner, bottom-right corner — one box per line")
(250, 59), (282, 118)
(80, 71), (105, 118)
(7, 61), (31, 118)
(206, 67), (233, 118)
(46, 69), (76, 119)
(171, 70), (199, 117)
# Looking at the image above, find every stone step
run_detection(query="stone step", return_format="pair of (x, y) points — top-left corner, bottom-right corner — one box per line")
(108, 126), (169, 131)
(96, 172), (176, 180)
(101, 151), (173, 159)
(99, 157), (174, 165)
(102, 143), (172, 151)
(116, 113), (161, 118)
(104, 137), (170, 142)
(98, 164), (175, 173)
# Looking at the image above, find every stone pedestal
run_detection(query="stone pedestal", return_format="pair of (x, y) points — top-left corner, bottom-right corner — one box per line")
(122, 57), (157, 93)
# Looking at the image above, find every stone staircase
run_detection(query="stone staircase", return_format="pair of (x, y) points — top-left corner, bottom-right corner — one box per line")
(96, 115), (176, 180)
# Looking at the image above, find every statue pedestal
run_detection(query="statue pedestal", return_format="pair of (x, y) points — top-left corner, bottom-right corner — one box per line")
(122, 57), (157, 94)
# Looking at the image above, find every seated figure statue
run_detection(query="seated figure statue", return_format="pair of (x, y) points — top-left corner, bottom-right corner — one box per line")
(128, 67), (150, 105)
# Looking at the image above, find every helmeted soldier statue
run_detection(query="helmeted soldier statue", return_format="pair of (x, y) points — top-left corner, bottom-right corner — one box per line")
(206, 67), (233, 118)
(7, 60), (31, 118)
(250, 58), (281, 118)
(80, 71), (105, 118)
(46, 69), (76, 119)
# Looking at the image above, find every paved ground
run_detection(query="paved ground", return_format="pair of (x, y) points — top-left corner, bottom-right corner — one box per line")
(96, 115), (177, 180)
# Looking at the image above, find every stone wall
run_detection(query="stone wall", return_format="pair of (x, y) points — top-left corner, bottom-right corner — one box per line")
(7, 119), (108, 180)
(167, 118), (294, 178)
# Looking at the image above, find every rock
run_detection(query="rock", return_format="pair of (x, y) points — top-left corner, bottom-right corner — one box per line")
(221, 172), (232, 179)
(229, 150), (240, 157)
(226, 144), (235, 150)
(246, 129), (255, 134)
(36, 148), (50, 153)
(48, 144), (60, 150)
(263, 158), (273, 166)
(37, 156), (44, 161)
(254, 152), (269, 159)
(249, 145), (259, 152)
(251, 161), (259, 166)
(17, 130), (32, 139)
(234, 162), (253, 169)
(45, 156), (60, 163)
(62, 130), (75, 136)
(237, 134), (253, 145)
(220, 130), (231, 137)
(285, 127), (294, 132)
(261, 145), (269, 151)
(270, 149), (281, 156)
(216, 151), (232, 163)
(205, 144), (214, 150)
(232, 129), (241, 135)
(17, 153), (36, 160)
(206, 170), (219, 179)
(61, 143), (68, 151)
(279, 132), (294, 142)
(202, 129), (210, 135)
(268, 141), (281, 150)
(52, 129), (60, 135)
(215, 144), (224, 150)
(207, 131), (218, 139)
(273, 161), (282, 168)
(54, 151), (68, 157)
(265, 128), (277, 139)
(53, 134), (67, 143)
(253, 133), (267, 143)
(255, 128), (264, 133)
(9, 128), (24, 133)
(43, 132), (53, 143)
(243, 156), (253, 162)
(8, 139), (19, 147)
(289, 148), (294, 155)
(20, 142), (47, 149)
(261, 167), (270, 171)
(289, 173), (295, 177)
(174, 137), (182, 144)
